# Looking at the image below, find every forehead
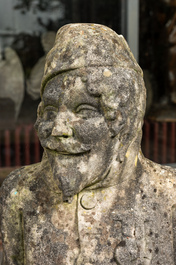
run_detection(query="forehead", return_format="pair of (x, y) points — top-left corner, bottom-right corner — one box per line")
(42, 69), (86, 105)
(42, 67), (133, 106)
(42, 68), (102, 106)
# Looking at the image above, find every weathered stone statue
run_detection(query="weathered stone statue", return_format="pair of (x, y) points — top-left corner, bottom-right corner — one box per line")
(1, 23), (176, 265)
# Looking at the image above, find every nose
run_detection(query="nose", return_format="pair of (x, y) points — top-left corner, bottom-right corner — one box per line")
(51, 111), (73, 138)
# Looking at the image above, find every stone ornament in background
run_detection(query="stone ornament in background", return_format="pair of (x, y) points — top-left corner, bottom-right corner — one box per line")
(1, 23), (176, 265)
(0, 47), (24, 120)
(27, 31), (56, 100)
(165, 10), (176, 103)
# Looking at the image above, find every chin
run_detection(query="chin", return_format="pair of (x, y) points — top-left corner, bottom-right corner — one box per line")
(45, 148), (110, 197)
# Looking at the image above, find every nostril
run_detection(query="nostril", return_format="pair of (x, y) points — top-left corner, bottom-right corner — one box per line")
(62, 135), (69, 138)
(55, 135), (69, 140)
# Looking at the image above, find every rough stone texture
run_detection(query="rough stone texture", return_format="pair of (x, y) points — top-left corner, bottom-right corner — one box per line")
(1, 23), (176, 265)
(0, 47), (24, 120)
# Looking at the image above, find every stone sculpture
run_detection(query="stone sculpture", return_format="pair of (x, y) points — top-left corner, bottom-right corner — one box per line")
(1, 23), (176, 265)
(165, 10), (176, 103)
(0, 47), (24, 120)
(27, 31), (56, 100)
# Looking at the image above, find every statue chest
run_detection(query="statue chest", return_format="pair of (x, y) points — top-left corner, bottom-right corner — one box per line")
(22, 186), (175, 265)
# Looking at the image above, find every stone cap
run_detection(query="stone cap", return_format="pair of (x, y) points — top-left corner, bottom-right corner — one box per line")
(41, 23), (143, 95)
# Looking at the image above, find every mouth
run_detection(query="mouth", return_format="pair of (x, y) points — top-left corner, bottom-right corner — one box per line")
(45, 148), (90, 156)
(43, 137), (91, 155)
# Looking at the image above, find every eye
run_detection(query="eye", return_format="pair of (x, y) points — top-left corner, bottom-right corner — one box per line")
(75, 104), (101, 119)
(43, 106), (57, 121)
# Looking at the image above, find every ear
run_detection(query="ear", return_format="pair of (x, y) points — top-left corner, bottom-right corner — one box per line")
(37, 101), (44, 117)
(107, 109), (126, 138)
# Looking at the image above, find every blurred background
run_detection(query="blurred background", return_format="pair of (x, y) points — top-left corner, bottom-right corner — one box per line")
(0, 0), (176, 182)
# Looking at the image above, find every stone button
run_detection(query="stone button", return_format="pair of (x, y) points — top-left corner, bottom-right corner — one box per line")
(80, 192), (97, 210)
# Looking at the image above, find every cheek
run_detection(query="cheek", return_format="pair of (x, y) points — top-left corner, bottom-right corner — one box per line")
(73, 118), (110, 144)
(38, 121), (53, 139)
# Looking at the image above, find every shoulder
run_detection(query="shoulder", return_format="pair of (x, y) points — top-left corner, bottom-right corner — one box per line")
(0, 163), (42, 207)
(143, 158), (176, 182)
(139, 156), (176, 203)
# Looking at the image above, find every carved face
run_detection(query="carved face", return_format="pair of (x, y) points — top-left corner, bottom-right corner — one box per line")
(37, 68), (114, 199)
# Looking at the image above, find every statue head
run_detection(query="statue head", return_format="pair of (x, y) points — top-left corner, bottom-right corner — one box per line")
(35, 23), (146, 201)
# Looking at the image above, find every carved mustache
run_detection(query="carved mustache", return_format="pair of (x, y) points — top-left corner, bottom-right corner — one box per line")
(42, 136), (91, 154)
